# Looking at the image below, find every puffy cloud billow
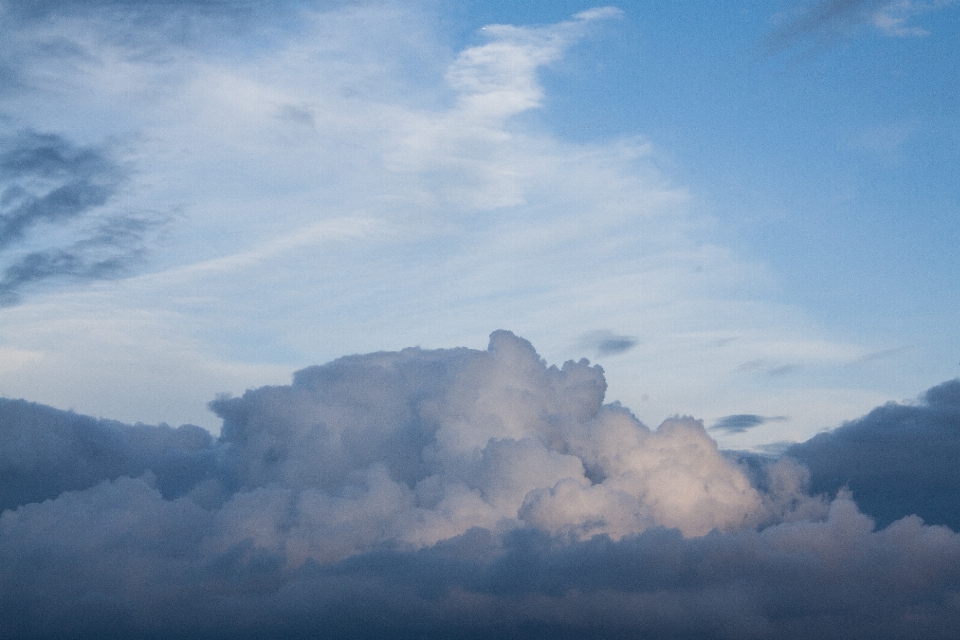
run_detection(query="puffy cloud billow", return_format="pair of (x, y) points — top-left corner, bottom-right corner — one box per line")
(3, 331), (960, 639)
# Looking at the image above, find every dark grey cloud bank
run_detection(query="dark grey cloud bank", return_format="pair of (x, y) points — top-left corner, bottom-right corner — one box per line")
(0, 332), (960, 638)
(0, 130), (163, 305)
(787, 378), (960, 530)
(0, 399), (216, 511)
(3, 332), (960, 639)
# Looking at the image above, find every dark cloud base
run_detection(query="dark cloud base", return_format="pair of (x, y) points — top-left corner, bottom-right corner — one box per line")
(3, 333), (960, 639)
(787, 379), (960, 531)
(4, 502), (960, 640)
(0, 398), (215, 511)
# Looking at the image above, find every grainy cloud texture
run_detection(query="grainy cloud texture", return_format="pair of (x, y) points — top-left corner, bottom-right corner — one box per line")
(0, 130), (163, 306)
(1, 1), (959, 636)
(577, 329), (639, 357)
(787, 378), (960, 530)
(763, 0), (955, 52)
(2, 332), (960, 639)
(711, 414), (788, 434)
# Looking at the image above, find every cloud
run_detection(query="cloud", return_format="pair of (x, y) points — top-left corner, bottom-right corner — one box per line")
(0, 217), (158, 306)
(0, 0), (890, 441)
(7, 493), (960, 639)
(1, 0), (279, 21)
(385, 5), (622, 209)
(0, 331), (960, 638)
(0, 130), (120, 250)
(711, 414), (788, 434)
(4, 335), (960, 637)
(0, 398), (217, 512)
(737, 359), (804, 377)
(577, 329), (638, 357)
(4, 333), (960, 638)
(787, 378), (960, 531)
(0, 331), (852, 637)
(2, 8), (958, 633)
(0, 130), (164, 305)
(853, 345), (913, 363)
(207, 330), (783, 547)
(764, 0), (954, 52)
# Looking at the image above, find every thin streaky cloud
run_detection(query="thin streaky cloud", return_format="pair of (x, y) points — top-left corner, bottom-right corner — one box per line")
(710, 414), (789, 434)
(0, 214), (164, 306)
(737, 359), (803, 377)
(853, 345), (913, 364)
(763, 0), (954, 53)
(0, 130), (169, 305)
(0, 130), (121, 250)
(578, 329), (638, 357)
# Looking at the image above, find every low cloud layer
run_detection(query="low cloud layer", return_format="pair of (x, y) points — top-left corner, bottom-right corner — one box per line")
(3, 332), (960, 638)
(787, 378), (960, 530)
(0, 399), (216, 511)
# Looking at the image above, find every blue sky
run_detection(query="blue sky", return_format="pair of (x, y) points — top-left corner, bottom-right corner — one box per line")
(1, 0), (958, 450)
(5, 3), (960, 636)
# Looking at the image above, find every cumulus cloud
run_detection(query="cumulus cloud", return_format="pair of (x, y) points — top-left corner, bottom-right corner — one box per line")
(208, 330), (779, 548)
(4, 331), (960, 637)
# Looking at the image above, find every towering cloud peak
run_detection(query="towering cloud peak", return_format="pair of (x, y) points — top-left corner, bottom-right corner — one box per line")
(209, 330), (776, 553)
(5, 333), (960, 638)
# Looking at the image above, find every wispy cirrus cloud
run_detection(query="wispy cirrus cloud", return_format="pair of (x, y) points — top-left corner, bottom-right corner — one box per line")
(0, 0), (900, 452)
(577, 329), (638, 357)
(0, 130), (165, 306)
(737, 358), (804, 377)
(0, 130), (121, 250)
(764, 0), (956, 52)
(710, 413), (788, 434)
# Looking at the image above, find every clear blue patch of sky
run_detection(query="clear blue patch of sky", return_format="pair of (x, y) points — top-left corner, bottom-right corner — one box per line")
(441, 0), (960, 357)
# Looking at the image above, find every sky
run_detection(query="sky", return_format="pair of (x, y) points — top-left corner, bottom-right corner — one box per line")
(0, 0), (957, 450)
(2, 0), (960, 637)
